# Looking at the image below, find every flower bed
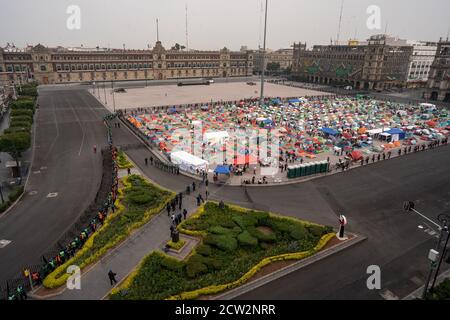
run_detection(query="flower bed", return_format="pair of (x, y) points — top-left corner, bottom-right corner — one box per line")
(117, 150), (134, 169)
(43, 174), (175, 288)
(167, 239), (187, 251)
(110, 202), (334, 300)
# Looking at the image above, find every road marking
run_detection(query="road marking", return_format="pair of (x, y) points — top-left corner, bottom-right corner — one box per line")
(33, 170), (41, 174)
(380, 289), (399, 300)
(47, 192), (58, 198)
(40, 166), (48, 170)
(0, 239), (12, 248)
(29, 191), (37, 195)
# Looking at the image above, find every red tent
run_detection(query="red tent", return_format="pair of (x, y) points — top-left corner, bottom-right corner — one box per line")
(233, 155), (258, 165)
(342, 132), (353, 139)
(426, 121), (437, 128)
(350, 151), (363, 161)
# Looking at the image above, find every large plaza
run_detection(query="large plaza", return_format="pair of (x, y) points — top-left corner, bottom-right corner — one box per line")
(95, 81), (332, 111)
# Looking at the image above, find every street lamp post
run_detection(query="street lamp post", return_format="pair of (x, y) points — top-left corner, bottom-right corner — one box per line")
(103, 82), (107, 105)
(111, 80), (116, 113)
(259, 0), (268, 106)
(403, 201), (450, 299)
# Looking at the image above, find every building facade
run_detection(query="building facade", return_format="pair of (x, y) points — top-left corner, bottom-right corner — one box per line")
(405, 41), (437, 86)
(292, 34), (414, 90)
(253, 48), (293, 73)
(424, 39), (450, 102)
(0, 41), (254, 85)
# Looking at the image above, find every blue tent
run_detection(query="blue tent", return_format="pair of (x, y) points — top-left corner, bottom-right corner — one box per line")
(167, 107), (177, 114)
(271, 98), (282, 105)
(321, 127), (339, 136)
(289, 98), (300, 104)
(385, 128), (406, 140)
(214, 165), (230, 175)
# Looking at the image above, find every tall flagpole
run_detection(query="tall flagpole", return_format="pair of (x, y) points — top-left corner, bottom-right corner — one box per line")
(259, 0), (268, 106)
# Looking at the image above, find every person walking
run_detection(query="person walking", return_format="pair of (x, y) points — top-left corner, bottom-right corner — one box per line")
(127, 167), (131, 175)
(166, 203), (171, 216)
(183, 208), (187, 220)
(108, 270), (118, 286)
(93, 145), (97, 154)
(145, 158), (148, 166)
(150, 156), (154, 165)
(196, 195), (201, 206)
(192, 181), (196, 192)
(199, 194), (204, 203)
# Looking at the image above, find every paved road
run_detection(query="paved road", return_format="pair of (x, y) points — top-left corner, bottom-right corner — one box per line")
(0, 89), (109, 284)
(2, 86), (449, 300)
(236, 145), (450, 299)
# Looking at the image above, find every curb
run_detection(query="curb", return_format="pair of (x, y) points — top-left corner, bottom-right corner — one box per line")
(212, 233), (367, 300)
(0, 101), (38, 218)
(402, 268), (450, 300)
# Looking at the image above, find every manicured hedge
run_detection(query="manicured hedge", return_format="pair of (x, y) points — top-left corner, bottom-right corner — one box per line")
(110, 202), (334, 300)
(117, 150), (134, 169)
(8, 186), (24, 203)
(43, 174), (175, 288)
(11, 109), (33, 117)
(426, 278), (450, 300)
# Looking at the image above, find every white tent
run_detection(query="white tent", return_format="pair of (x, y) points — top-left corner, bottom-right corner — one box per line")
(170, 151), (208, 174)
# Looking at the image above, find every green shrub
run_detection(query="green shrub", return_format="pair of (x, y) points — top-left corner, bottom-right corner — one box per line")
(11, 115), (33, 123)
(232, 215), (258, 229)
(11, 109), (33, 117)
(289, 225), (308, 240)
(18, 86), (38, 97)
(237, 231), (258, 246)
(4, 127), (29, 134)
(9, 120), (32, 129)
(204, 234), (238, 252)
(0, 201), (11, 213)
(427, 278), (450, 300)
(202, 257), (222, 271)
(8, 186), (24, 203)
(307, 225), (327, 238)
(160, 256), (184, 272)
(196, 244), (211, 256)
(247, 226), (277, 242)
(11, 100), (35, 110)
(186, 260), (208, 278)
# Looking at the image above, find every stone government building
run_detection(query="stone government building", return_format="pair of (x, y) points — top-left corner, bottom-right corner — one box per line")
(0, 41), (254, 85)
(425, 39), (450, 103)
(292, 34), (414, 91)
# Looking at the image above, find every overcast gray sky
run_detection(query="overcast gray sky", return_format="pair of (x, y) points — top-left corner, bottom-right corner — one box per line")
(0, 0), (449, 50)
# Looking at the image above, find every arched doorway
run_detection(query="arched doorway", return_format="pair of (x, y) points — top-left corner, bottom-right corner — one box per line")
(223, 71), (227, 78)
(158, 73), (163, 80)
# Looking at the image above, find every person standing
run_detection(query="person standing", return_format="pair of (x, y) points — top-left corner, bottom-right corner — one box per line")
(150, 156), (154, 165)
(166, 203), (171, 216)
(183, 208), (187, 220)
(145, 158), (148, 166)
(108, 270), (118, 286)
(192, 181), (196, 191)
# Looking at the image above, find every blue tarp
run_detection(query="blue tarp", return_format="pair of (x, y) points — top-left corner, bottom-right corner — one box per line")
(385, 128), (406, 140)
(289, 99), (300, 103)
(321, 127), (339, 136)
(167, 107), (177, 114)
(271, 99), (282, 105)
(214, 165), (230, 175)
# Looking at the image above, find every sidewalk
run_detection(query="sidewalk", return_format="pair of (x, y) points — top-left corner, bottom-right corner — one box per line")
(0, 108), (32, 201)
(42, 165), (203, 300)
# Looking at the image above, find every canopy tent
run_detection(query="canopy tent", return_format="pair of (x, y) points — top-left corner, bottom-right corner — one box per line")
(321, 127), (339, 136)
(366, 128), (390, 135)
(350, 151), (363, 161)
(170, 151), (208, 174)
(214, 165), (231, 175)
(385, 128), (405, 140)
(288, 98), (300, 105)
(271, 99), (282, 105)
(233, 154), (258, 165)
(167, 107), (177, 114)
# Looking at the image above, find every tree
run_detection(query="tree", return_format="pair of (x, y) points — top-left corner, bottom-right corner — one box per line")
(172, 43), (186, 51)
(266, 62), (281, 72)
(0, 132), (31, 178)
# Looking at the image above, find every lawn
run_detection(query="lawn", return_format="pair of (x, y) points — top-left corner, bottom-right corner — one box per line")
(43, 174), (174, 288)
(110, 202), (333, 300)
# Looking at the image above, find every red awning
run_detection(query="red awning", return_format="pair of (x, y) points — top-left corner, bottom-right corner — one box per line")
(233, 155), (258, 165)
